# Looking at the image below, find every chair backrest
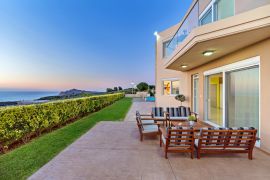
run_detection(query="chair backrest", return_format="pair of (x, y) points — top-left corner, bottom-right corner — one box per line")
(166, 126), (194, 147)
(135, 113), (144, 131)
(199, 127), (257, 149)
(226, 127), (257, 149)
(152, 107), (164, 117)
(166, 106), (191, 117)
(199, 127), (227, 148)
(135, 111), (140, 118)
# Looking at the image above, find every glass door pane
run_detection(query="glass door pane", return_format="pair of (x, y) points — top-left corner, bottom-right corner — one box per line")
(214, 0), (234, 21)
(206, 73), (223, 126)
(226, 66), (259, 130)
(192, 75), (199, 113)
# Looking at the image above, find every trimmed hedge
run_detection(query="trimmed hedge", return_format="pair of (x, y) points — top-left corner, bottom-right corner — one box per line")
(0, 93), (124, 151)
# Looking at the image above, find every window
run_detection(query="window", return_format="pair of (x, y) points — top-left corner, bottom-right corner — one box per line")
(163, 80), (179, 95)
(163, 81), (171, 95)
(199, 8), (212, 26)
(163, 40), (173, 58)
(214, 0), (234, 20)
(199, 0), (234, 26)
(172, 81), (180, 94)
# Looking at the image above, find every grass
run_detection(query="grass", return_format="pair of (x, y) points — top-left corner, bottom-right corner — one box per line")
(0, 97), (132, 180)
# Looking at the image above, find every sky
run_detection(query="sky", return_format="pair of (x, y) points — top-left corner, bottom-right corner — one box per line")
(0, 0), (192, 91)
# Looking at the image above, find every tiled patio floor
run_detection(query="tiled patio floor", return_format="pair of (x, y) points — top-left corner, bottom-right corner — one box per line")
(29, 100), (270, 180)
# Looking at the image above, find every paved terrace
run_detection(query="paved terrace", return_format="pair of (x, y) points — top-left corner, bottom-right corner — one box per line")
(29, 99), (270, 180)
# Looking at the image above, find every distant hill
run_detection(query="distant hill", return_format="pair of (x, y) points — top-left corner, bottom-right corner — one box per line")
(38, 89), (105, 101)
(60, 89), (95, 96)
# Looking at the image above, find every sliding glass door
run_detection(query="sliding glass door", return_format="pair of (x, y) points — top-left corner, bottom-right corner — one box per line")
(206, 73), (223, 126)
(192, 75), (199, 113)
(204, 59), (260, 134)
(199, 0), (235, 26)
(226, 66), (259, 130)
(214, 0), (234, 21)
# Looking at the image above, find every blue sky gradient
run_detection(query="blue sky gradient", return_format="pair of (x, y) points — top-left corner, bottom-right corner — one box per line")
(0, 0), (192, 91)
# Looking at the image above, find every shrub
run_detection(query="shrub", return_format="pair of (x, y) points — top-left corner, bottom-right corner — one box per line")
(106, 88), (114, 93)
(175, 94), (186, 106)
(0, 93), (124, 151)
(123, 88), (138, 94)
(136, 82), (149, 91)
(188, 115), (196, 121)
(148, 85), (155, 96)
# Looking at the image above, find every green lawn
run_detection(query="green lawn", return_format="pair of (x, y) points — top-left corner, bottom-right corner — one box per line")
(0, 97), (132, 180)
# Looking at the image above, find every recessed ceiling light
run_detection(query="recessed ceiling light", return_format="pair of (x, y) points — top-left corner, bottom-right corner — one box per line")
(181, 65), (188, 68)
(203, 51), (214, 56)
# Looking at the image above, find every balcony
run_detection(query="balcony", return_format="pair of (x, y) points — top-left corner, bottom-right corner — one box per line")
(165, 3), (270, 71)
(166, 1), (199, 55)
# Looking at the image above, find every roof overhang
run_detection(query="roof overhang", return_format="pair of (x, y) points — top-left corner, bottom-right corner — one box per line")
(164, 4), (270, 71)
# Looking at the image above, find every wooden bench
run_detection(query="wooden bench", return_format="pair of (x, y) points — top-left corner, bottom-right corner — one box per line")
(151, 107), (167, 125)
(160, 126), (195, 159)
(195, 127), (257, 160)
(166, 107), (198, 126)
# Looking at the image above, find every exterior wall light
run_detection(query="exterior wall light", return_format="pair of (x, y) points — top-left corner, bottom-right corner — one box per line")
(154, 31), (160, 40)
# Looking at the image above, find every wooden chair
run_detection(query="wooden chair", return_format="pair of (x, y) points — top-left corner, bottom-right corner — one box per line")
(160, 126), (195, 159)
(166, 106), (198, 125)
(195, 127), (257, 160)
(136, 111), (155, 124)
(136, 113), (160, 141)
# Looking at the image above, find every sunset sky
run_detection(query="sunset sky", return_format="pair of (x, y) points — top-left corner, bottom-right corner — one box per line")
(0, 0), (192, 91)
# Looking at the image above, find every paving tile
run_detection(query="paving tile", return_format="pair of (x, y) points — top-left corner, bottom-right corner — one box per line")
(142, 172), (176, 180)
(125, 101), (154, 119)
(29, 101), (270, 180)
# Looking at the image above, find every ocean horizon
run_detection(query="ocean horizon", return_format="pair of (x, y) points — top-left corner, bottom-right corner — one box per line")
(0, 91), (59, 102)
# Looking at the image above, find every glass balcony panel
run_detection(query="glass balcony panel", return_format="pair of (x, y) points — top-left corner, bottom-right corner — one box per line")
(166, 0), (236, 59)
(167, 2), (199, 54)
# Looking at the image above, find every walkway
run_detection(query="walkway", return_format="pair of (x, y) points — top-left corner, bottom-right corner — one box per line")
(29, 100), (270, 180)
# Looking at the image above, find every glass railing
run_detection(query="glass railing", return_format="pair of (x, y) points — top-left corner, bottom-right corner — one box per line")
(166, 1), (199, 55)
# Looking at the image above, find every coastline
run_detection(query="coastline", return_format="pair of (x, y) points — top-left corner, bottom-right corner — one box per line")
(0, 100), (50, 107)
(0, 89), (105, 107)
(0, 90), (59, 107)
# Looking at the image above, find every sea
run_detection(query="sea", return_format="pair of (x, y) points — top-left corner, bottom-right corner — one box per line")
(0, 91), (59, 102)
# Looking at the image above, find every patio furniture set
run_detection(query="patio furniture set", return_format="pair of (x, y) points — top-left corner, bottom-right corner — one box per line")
(136, 106), (258, 160)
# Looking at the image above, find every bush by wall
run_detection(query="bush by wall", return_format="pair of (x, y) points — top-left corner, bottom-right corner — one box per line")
(0, 93), (124, 151)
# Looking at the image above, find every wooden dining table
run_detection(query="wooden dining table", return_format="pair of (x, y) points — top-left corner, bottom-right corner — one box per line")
(170, 120), (213, 131)
(159, 120), (213, 139)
